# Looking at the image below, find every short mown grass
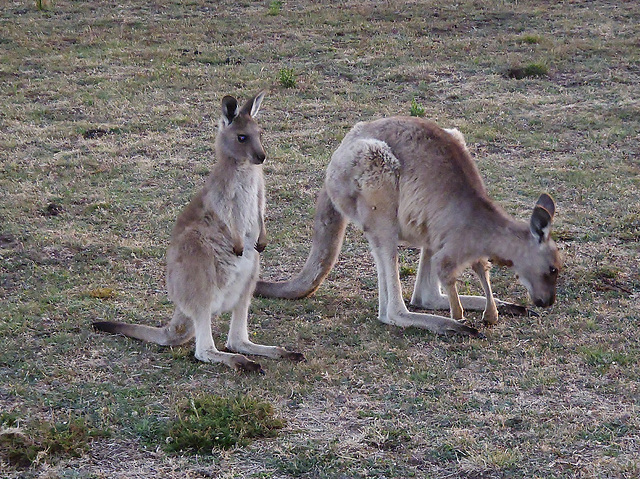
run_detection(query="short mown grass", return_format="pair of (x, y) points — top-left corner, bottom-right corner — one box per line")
(1, 0), (638, 478)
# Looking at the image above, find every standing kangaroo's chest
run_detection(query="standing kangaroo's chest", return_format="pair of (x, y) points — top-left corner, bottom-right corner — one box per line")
(201, 165), (264, 246)
(232, 175), (261, 240)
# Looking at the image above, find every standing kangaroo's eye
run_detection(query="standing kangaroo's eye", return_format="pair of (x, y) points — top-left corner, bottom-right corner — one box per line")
(237, 135), (247, 143)
(549, 266), (558, 275)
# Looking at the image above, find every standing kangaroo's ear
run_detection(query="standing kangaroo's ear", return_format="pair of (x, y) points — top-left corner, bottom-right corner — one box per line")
(221, 96), (239, 126)
(530, 193), (555, 243)
(239, 91), (266, 118)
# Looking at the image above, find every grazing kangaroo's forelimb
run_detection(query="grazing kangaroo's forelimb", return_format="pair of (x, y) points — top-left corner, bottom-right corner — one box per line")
(410, 250), (524, 324)
(471, 260), (499, 325)
(254, 187), (348, 299)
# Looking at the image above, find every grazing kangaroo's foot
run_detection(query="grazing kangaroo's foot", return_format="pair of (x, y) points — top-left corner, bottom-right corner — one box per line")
(379, 309), (484, 338)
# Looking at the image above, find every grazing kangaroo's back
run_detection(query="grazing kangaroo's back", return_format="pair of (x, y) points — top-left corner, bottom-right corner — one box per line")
(94, 92), (303, 372)
(256, 116), (561, 337)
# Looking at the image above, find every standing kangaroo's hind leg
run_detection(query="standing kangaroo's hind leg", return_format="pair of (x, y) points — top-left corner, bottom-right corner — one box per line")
(225, 267), (305, 362)
(190, 307), (265, 373)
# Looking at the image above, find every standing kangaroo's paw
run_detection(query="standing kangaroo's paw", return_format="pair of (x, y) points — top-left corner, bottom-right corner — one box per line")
(498, 303), (536, 317)
(282, 350), (306, 362)
(231, 355), (264, 374)
(255, 241), (267, 253)
(233, 244), (244, 256)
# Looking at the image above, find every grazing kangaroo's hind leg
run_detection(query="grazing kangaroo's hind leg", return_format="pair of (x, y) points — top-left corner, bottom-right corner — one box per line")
(327, 138), (481, 338)
(366, 231), (481, 337)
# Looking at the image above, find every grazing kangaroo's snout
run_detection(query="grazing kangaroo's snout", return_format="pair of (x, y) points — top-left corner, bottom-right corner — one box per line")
(534, 293), (555, 308)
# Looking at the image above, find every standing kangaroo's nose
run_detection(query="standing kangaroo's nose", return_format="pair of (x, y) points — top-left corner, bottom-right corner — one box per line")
(254, 152), (266, 164)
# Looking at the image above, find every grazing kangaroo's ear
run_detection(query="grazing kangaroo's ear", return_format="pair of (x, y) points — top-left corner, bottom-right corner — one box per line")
(221, 95), (239, 126)
(240, 91), (266, 118)
(530, 194), (555, 243)
(536, 193), (556, 219)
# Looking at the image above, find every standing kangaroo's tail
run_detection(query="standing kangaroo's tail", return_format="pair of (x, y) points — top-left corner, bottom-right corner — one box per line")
(255, 187), (347, 299)
(93, 321), (176, 345)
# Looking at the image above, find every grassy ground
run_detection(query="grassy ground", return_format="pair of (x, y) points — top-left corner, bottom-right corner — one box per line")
(1, 0), (638, 477)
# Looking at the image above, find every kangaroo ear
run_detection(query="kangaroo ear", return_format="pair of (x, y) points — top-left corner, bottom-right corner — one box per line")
(536, 193), (556, 219)
(240, 91), (266, 117)
(220, 96), (239, 126)
(530, 194), (555, 243)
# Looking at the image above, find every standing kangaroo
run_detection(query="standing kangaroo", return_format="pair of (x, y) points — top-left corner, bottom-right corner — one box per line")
(256, 117), (561, 337)
(94, 92), (303, 372)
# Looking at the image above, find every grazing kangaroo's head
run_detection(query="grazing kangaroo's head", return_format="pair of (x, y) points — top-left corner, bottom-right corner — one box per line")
(513, 193), (562, 308)
(217, 91), (266, 165)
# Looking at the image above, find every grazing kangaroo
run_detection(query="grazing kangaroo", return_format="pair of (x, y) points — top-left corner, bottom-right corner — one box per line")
(256, 117), (561, 337)
(94, 92), (304, 372)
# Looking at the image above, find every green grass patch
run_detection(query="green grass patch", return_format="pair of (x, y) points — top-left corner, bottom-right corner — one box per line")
(267, 0), (283, 16)
(278, 67), (297, 88)
(517, 34), (544, 44)
(507, 62), (549, 79)
(0, 413), (108, 469)
(579, 345), (635, 372)
(409, 98), (426, 117)
(162, 395), (285, 453)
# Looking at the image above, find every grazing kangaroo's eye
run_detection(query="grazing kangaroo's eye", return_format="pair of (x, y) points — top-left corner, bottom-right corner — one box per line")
(549, 267), (558, 275)
(237, 135), (247, 143)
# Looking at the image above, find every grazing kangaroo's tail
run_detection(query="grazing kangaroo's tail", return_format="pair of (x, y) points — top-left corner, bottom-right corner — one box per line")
(93, 321), (174, 345)
(255, 187), (347, 299)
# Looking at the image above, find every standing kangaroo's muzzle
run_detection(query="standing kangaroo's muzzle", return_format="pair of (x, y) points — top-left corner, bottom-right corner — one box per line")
(253, 152), (266, 164)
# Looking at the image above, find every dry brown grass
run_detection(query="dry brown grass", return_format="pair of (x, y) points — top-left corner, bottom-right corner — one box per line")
(1, 0), (638, 477)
